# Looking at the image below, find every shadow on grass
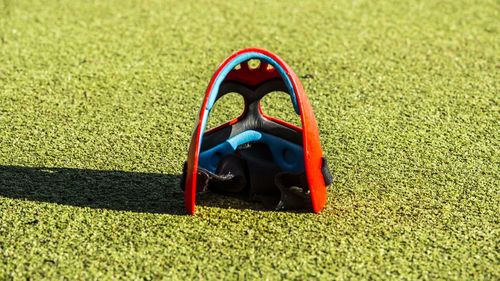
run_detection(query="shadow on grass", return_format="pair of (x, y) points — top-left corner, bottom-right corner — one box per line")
(197, 192), (270, 212)
(0, 165), (185, 215)
(0, 166), (306, 215)
(196, 192), (310, 214)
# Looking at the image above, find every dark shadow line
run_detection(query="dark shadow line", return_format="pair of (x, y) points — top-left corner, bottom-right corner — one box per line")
(0, 165), (306, 215)
(0, 165), (185, 215)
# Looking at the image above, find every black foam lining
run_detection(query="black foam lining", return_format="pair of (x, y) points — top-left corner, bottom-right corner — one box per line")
(190, 142), (311, 210)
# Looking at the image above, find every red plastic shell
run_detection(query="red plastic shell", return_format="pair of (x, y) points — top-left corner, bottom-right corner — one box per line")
(184, 48), (327, 215)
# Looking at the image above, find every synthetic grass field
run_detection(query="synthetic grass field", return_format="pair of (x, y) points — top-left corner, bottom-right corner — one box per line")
(0, 0), (498, 279)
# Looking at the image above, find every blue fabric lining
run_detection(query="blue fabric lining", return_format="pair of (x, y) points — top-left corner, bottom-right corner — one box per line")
(199, 130), (304, 173)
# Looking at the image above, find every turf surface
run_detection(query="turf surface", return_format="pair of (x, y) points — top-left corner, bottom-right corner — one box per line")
(0, 0), (499, 279)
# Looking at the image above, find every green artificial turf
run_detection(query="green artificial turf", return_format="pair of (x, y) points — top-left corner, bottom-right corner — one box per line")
(0, 0), (499, 279)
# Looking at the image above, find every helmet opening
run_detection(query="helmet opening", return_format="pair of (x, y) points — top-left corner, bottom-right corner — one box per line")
(195, 58), (310, 210)
(183, 48), (332, 215)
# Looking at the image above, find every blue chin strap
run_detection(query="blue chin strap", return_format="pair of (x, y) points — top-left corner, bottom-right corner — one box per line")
(197, 52), (304, 173)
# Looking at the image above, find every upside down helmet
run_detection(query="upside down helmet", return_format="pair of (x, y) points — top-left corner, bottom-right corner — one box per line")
(181, 48), (332, 215)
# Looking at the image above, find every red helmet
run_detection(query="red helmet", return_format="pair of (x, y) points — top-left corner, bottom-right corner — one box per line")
(181, 48), (332, 215)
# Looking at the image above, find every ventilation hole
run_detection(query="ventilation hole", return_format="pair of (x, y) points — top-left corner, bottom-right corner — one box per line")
(206, 92), (245, 130)
(259, 91), (301, 127)
(248, 59), (260, 69)
(234, 64), (241, 70)
(266, 64), (274, 70)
